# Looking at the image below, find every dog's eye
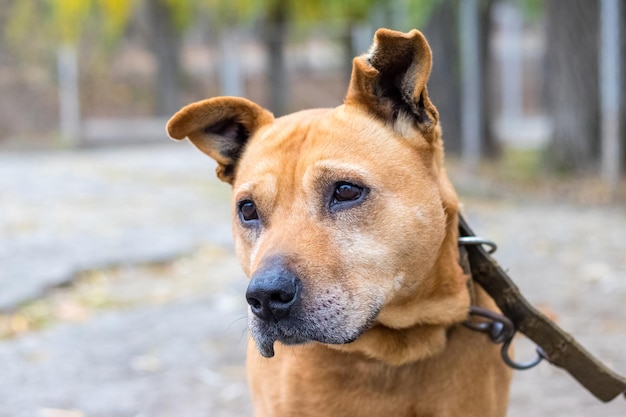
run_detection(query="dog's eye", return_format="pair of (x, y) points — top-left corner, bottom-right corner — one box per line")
(329, 182), (366, 212)
(239, 200), (259, 222)
(334, 183), (362, 202)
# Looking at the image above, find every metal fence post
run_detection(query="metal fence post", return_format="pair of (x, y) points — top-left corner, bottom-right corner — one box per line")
(600, 0), (622, 194)
(57, 45), (81, 147)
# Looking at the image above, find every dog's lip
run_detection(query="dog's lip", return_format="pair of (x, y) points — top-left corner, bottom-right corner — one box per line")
(257, 339), (276, 358)
(256, 334), (309, 358)
(249, 306), (381, 358)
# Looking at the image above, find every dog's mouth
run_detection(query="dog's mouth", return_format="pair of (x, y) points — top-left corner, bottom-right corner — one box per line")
(248, 308), (379, 358)
(244, 266), (386, 358)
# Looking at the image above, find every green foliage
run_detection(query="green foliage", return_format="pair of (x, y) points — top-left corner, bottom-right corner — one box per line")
(5, 0), (51, 53)
(162, 0), (195, 31)
(97, 0), (137, 42)
(201, 0), (265, 26)
(293, 0), (439, 32)
(4, 0), (137, 48)
(5, 0), (443, 49)
(47, 0), (92, 44)
(399, 0), (440, 31)
(309, 0), (377, 21)
(520, 0), (544, 22)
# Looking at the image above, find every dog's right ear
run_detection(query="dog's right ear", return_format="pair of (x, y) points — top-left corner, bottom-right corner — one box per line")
(345, 29), (439, 142)
(167, 97), (274, 184)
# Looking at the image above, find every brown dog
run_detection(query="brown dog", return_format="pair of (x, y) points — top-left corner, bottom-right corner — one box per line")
(167, 28), (512, 417)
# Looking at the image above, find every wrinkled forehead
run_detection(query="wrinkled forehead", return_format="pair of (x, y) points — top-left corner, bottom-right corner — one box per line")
(233, 106), (417, 190)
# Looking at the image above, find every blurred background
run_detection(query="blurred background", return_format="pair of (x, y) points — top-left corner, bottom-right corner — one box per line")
(1, 0), (625, 185)
(0, 1), (625, 416)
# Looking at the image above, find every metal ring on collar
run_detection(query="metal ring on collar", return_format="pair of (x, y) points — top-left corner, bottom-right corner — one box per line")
(458, 236), (498, 254)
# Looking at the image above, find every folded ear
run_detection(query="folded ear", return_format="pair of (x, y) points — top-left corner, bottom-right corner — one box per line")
(167, 97), (274, 184)
(345, 28), (439, 141)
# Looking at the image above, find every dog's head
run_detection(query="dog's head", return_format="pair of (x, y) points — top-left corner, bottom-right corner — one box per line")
(167, 29), (469, 364)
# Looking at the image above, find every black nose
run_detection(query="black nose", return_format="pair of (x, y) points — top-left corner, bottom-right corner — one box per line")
(246, 262), (300, 322)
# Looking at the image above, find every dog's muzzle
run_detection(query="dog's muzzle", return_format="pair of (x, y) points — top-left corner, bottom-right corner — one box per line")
(245, 257), (383, 358)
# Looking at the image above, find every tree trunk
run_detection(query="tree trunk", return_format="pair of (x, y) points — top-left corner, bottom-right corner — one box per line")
(145, 0), (181, 116)
(619, 3), (626, 176)
(424, 0), (495, 158)
(263, 0), (289, 116)
(341, 23), (357, 87)
(342, 23), (374, 88)
(545, 0), (599, 173)
(423, 0), (462, 155)
(480, 0), (498, 158)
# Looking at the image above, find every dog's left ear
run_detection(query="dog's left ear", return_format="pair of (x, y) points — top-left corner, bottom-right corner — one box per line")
(346, 28), (439, 141)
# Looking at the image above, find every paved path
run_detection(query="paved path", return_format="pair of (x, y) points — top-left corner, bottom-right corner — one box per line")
(0, 143), (232, 310)
(0, 145), (625, 416)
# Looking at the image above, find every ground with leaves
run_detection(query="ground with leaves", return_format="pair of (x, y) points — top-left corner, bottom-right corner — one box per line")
(0, 144), (624, 417)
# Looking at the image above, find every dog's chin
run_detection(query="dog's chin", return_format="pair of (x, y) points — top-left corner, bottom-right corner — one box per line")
(248, 315), (375, 358)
